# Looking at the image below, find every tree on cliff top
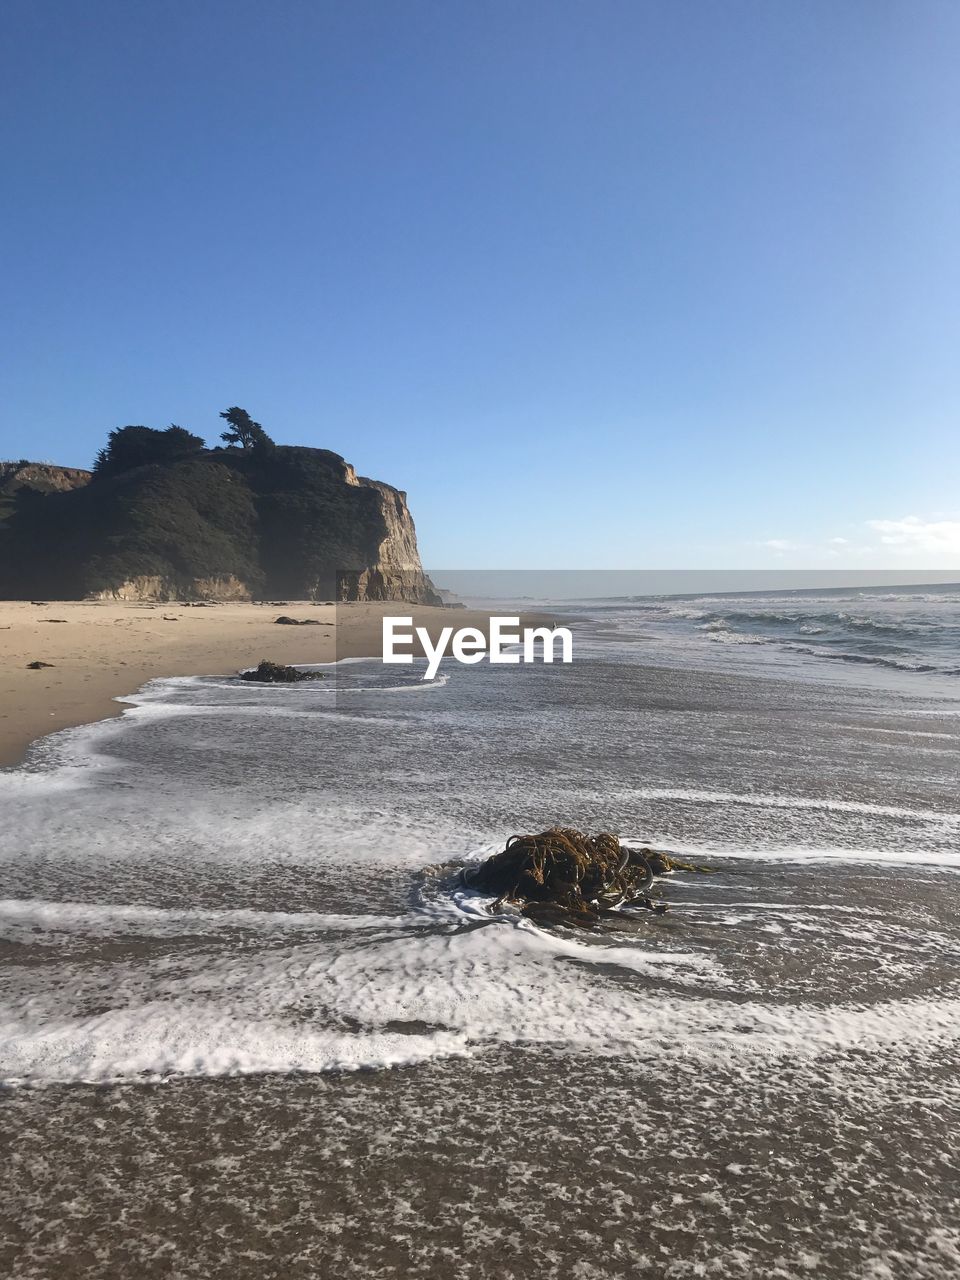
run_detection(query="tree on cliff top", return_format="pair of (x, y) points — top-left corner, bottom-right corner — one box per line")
(93, 425), (205, 476)
(219, 406), (274, 453)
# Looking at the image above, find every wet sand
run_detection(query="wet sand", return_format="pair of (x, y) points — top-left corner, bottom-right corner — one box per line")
(2, 645), (959, 1278)
(5, 1042), (959, 1280)
(0, 599), (542, 768)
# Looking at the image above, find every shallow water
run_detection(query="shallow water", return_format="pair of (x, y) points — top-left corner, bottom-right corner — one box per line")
(2, 598), (960, 1277)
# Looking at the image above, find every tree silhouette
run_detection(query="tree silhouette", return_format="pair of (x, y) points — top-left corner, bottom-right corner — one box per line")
(219, 407), (274, 452)
(93, 425), (205, 475)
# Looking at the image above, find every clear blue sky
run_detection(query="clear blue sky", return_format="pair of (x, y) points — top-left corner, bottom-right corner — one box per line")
(2, 1), (958, 568)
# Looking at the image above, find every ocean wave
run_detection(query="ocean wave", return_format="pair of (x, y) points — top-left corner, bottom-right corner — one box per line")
(597, 595), (960, 693)
(723, 609), (803, 627)
(663, 606), (710, 620)
(682, 613), (959, 676)
(869, 591), (960, 602)
(706, 629), (767, 646)
(700, 608), (930, 637)
(783, 644), (960, 675)
(835, 612), (926, 635)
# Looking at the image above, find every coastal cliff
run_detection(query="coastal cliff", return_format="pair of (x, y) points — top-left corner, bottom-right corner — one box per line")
(0, 461), (92, 526)
(0, 427), (440, 605)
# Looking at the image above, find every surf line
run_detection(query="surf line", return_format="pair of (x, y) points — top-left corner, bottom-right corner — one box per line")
(382, 615), (573, 681)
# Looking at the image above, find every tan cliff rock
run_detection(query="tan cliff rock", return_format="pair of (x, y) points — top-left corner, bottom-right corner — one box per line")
(0, 461), (93, 495)
(335, 476), (437, 604)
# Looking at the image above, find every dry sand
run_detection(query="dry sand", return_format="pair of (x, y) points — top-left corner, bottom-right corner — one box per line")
(0, 599), (533, 768)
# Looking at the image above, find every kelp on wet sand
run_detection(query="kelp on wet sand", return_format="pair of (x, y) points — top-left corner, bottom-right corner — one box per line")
(239, 659), (326, 683)
(461, 827), (714, 928)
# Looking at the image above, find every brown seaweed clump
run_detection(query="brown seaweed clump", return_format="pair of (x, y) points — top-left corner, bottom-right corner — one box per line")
(461, 827), (713, 927)
(239, 659), (326, 684)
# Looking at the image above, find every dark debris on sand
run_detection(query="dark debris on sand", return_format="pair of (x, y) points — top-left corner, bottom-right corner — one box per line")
(239, 659), (326, 684)
(461, 827), (714, 928)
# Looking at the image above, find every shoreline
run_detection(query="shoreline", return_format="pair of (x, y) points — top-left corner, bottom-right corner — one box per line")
(0, 599), (547, 769)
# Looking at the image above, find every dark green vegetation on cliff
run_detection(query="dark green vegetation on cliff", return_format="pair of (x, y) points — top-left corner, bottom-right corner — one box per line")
(0, 417), (439, 603)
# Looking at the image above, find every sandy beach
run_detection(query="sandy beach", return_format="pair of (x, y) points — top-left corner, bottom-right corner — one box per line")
(3, 590), (959, 1279)
(0, 599), (524, 768)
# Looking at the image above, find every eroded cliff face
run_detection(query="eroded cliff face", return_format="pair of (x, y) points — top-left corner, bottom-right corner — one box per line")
(0, 447), (440, 605)
(334, 476), (440, 605)
(85, 575), (253, 603)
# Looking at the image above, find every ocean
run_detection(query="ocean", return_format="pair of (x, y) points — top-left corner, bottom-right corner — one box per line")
(3, 584), (960, 1278)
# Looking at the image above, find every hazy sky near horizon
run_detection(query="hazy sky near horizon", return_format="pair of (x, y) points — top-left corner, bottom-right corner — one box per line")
(2, 0), (958, 569)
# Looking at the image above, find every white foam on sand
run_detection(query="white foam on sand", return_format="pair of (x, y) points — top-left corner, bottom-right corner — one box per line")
(3, 909), (960, 1086)
(617, 837), (960, 870)
(834, 724), (960, 741)
(3, 655), (959, 1091)
(623, 786), (960, 826)
(0, 898), (417, 937)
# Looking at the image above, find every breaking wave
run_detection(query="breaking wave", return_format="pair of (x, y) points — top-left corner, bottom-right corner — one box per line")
(579, 586), (960, 687)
